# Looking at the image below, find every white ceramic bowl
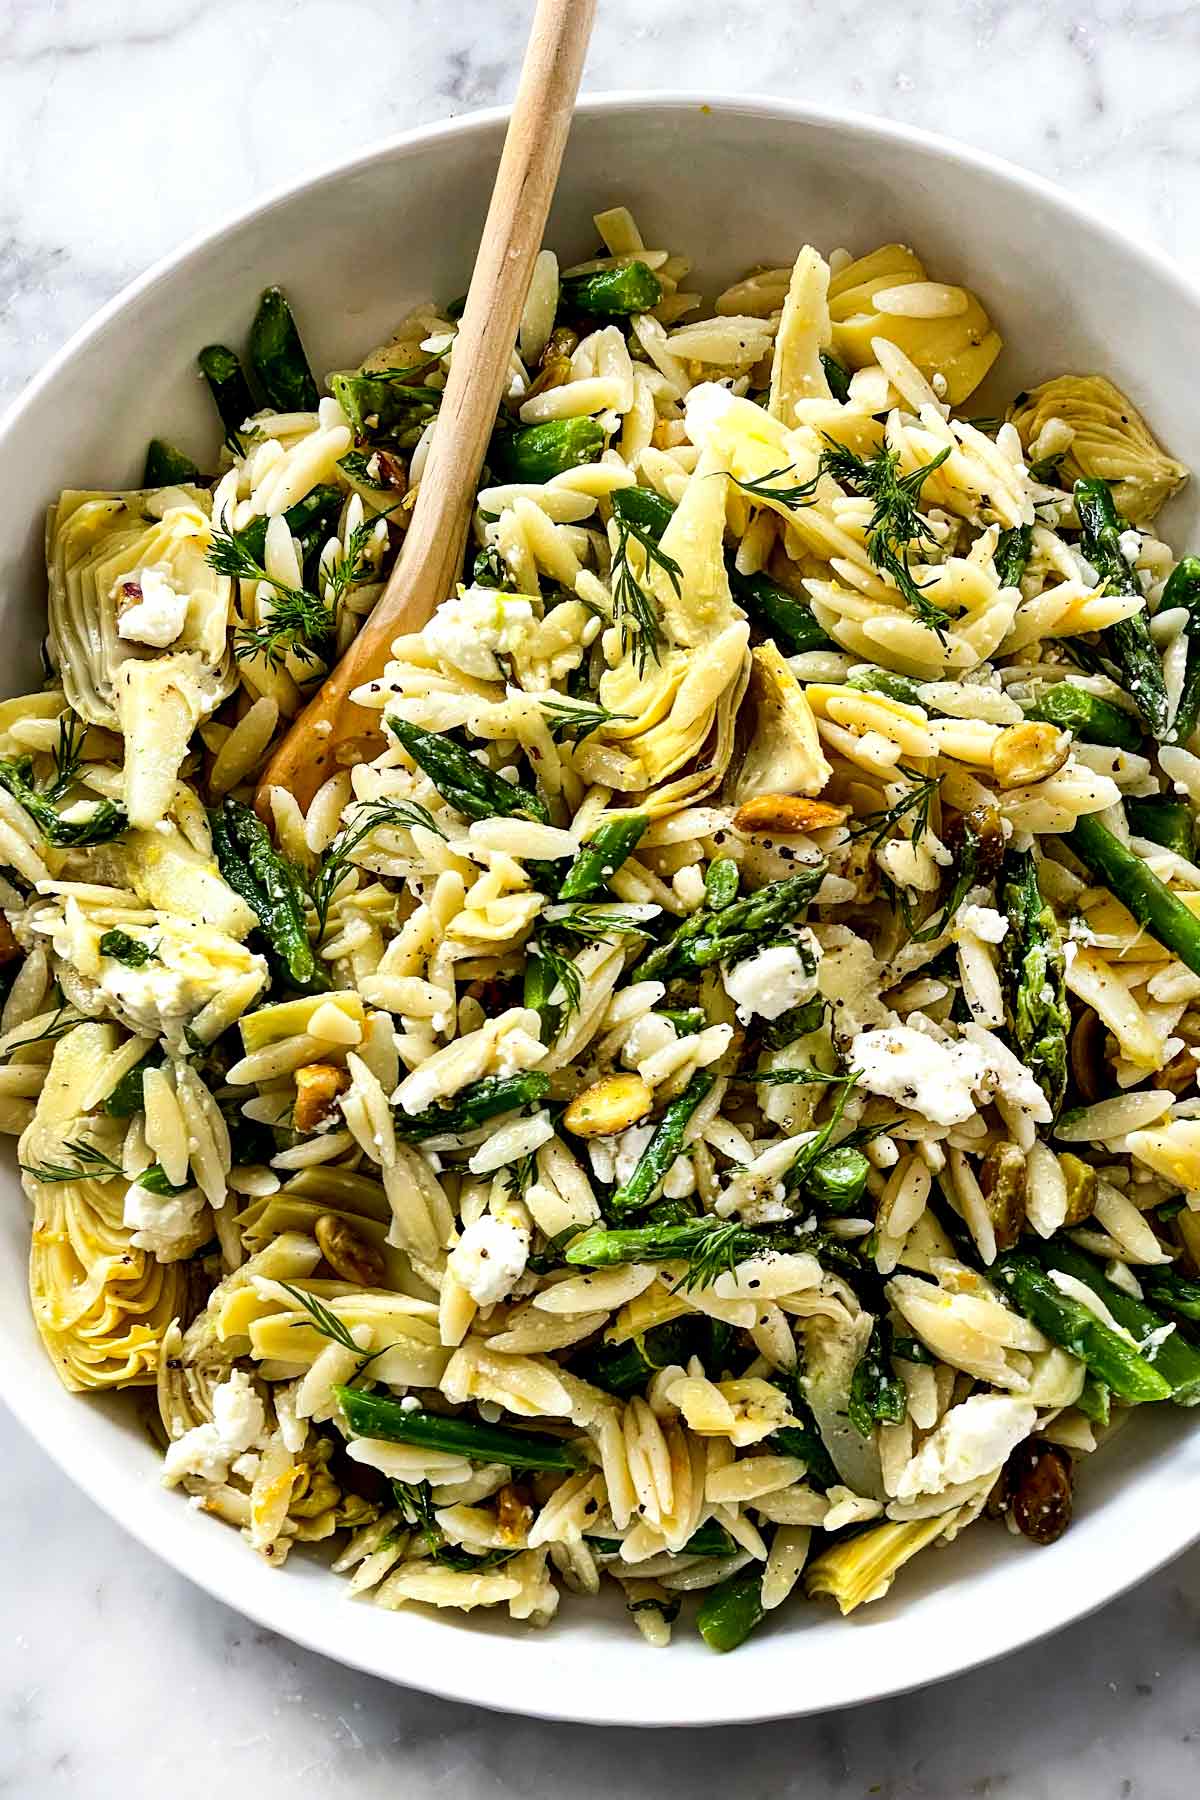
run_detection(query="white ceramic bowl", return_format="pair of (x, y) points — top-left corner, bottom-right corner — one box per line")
(4, 95), (1200, 1727)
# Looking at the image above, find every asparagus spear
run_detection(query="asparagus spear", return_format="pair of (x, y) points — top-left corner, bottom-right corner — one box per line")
(637, 868), (826, 981)
(704, 857), (740, 911)
(997, 849), (1070, 1113)
(560, 261), (663, 315)
(236, 484), (344, 570)
(490, 418), (605, 483)
(567, 1214), (751, 1273)
(805, 1143), (871, 1213)
(557, 816), (647, 901)
(329, 372), (441, 442)
(248, 286), (319, 412)
(1065, 813), (1200, 976)
(993, 522), (1033, 589)
(336, 1387), (586, 1469)
(1038, 1240), (1200, 1403)
(1161, 557), (1200, 742)
(388, 718), (548, 824)
(0, 757), (126, 847)
(1022, 684), (1143, 751)
(609, 485), (675, 541)
(588, 1520), (737, 1559)
(992, 1252), (1173, 1403)
(609, 1071), (716, 1214)
(844, 667), (921, 705)
(103, 1051), (161, 1119)
(143, 439), (200, 486)
(760, 995), (825, 1049)
(660, 1006), (705, 1035)
(847, 1318), (907, 1436)
(697, 1570), (766, 1652)
(197, 343), (256, 451)
(573, 1318), (704, 1398)
(393, 1072), (550, 1138)
(1073, 478), (1169, 737)
(819, 350), (852, 403)
(1125, 795), (1196, 859)
(729, 569), (835, 655)
(1142, 1269), (1200, 1323)
(211, 798), (325, 993)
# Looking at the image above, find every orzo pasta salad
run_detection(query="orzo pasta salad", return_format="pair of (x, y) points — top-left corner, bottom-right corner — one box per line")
(9, 206), (1200, 1649)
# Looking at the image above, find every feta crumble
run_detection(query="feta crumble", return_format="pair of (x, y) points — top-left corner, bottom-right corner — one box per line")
(893, 1395), (1037, 1502)
(722, 934), (821, 1023)
(123, 1181), (208, 1260)
(447, 1212), (530, 1308)
(162, 1369), (266, 1487)
(424, 586), (535, 681)
(116, 564), (190, 648)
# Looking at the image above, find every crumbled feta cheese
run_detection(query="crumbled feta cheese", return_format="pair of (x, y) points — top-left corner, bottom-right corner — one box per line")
(850, 1024), (979, 1127)
(123, 1181), (208, 1259)
(893, 1395), (1037, 1502)
(954, 903), (1008, 945)
(722, 934), (821, 1023)
(447, 1212), (530, 1307)
(1118, 529), (1142, 566)
(162, 1369), (266, 1487)
(424, 586), (535, 680)
(116, 563), (190, 648)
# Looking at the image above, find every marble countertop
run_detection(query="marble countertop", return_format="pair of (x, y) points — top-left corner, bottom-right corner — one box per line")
(4, 0), (1200, 1793)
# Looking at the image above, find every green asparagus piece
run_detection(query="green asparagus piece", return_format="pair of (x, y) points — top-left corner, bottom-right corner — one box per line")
(143, 438), (200, 486)
(847, 1318), (907, 1436)
(805, 1143), (871, 1214)
(997, 849), (1070, 1114)
(567, 1214), (752, 1273)
(609, 1071), (716, 1214)
(638, 869), (826, 981)
(1161, 557), (1200, 742)
(236, 484), (344, 569)
(573, 1318), (703, 1397)
(704, 857), (740, 911)
(210, 799), (325, 993)
(1065, 813), (1200, 976)
(660, 1006), (705, 1035)
(336, 1387), (586, 1470)
(993, 522), (1033, 589)
(819, 350), (852, 403)
(1022, 683), (1143, 750)
(992, 1251), (1173, 1403)
(782, 1075), (859, 1197)
(329, 371), (441, 441)
(560, 261), (663, 316)
(1125, 795), (1197, 859)
(0, 757), (126, 847)
(1074, 478), (1169, 737)
(557, 816), (647, 900)
(771, 1402), (838, 1490)
(394, 1072), (550, 1140)
(248, 286), (319, 412)
(490, 418), (606, 483)
(197, 343), (256, 450)
(891, 1333), (935, 1367)
(388, 718), (548, 824)
(1076, 1374), (1112, 1427)
(1142, 1269), (1200, 1324)
(697, 1570), (766, 1652)
(1038, 1240), (1200, 1403)
(589, 1520), (737, 1559)
(610, 485), (675, 541)
(103, 1051), (161, 1118)
(845, 667), (921, 705)
(730, 569), (835, 654)
(760, 995), (826, 1049)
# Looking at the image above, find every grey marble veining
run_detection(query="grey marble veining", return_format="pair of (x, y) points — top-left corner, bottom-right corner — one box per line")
(4, 0), (1200, 1794)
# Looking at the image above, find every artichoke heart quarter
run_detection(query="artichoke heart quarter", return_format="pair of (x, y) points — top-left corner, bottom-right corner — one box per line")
(47, 487), (236, 827)
(1008, 374), (1187, 524)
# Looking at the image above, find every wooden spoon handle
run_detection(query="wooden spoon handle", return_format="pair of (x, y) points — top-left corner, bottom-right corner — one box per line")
(256, 0), (595, 814)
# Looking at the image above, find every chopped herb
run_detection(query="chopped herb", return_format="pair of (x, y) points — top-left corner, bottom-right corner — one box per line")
(820, 440), (954, 635)
(98, 929), (158, 967)
(609, 486), (679, 673)
(539, 696), (633, 743)
(309, 797), (444, 934)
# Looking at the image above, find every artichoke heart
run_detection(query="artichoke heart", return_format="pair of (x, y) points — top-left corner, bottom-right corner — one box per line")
(806, 1514), (953, 1615)
(1008, 374), (1187, 524)
(47, 487), (237, 828)
(829, 243), (1002, 405)
(730, 642), (831, 804)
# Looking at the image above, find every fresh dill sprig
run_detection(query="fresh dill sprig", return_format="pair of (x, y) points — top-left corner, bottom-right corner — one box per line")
(848, 765), (941, 852)
(278, 1281), (381, 1376)
(503, 1151), (537, 1201)
(675, 1219), (757, 1293)
(609, 507), (676, 674)
(538, 696), (633, 744)
(46, 713), (87, 802)
(322, 517), (383, 609)
(208, 524), (335, 669)
(820, 440), (953, 635)
(729, 462), (823, 509)
(20, 1139), (125, 1183)
(537, 941), (583, 1027)
(308, 797), (445, 933)
(732, 1066), (851, 1088)
(389, 1479), (518, 1571)
(541, 903), (658, 944)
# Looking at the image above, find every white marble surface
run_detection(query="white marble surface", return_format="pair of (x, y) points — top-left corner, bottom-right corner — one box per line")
(3, 0), (1200, 1792)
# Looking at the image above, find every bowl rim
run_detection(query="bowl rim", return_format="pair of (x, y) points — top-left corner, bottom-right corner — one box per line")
(4, 88), (1200, 1726)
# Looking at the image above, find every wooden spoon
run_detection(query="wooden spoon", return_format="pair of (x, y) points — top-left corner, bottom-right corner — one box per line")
(255, 0), (596, 818)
